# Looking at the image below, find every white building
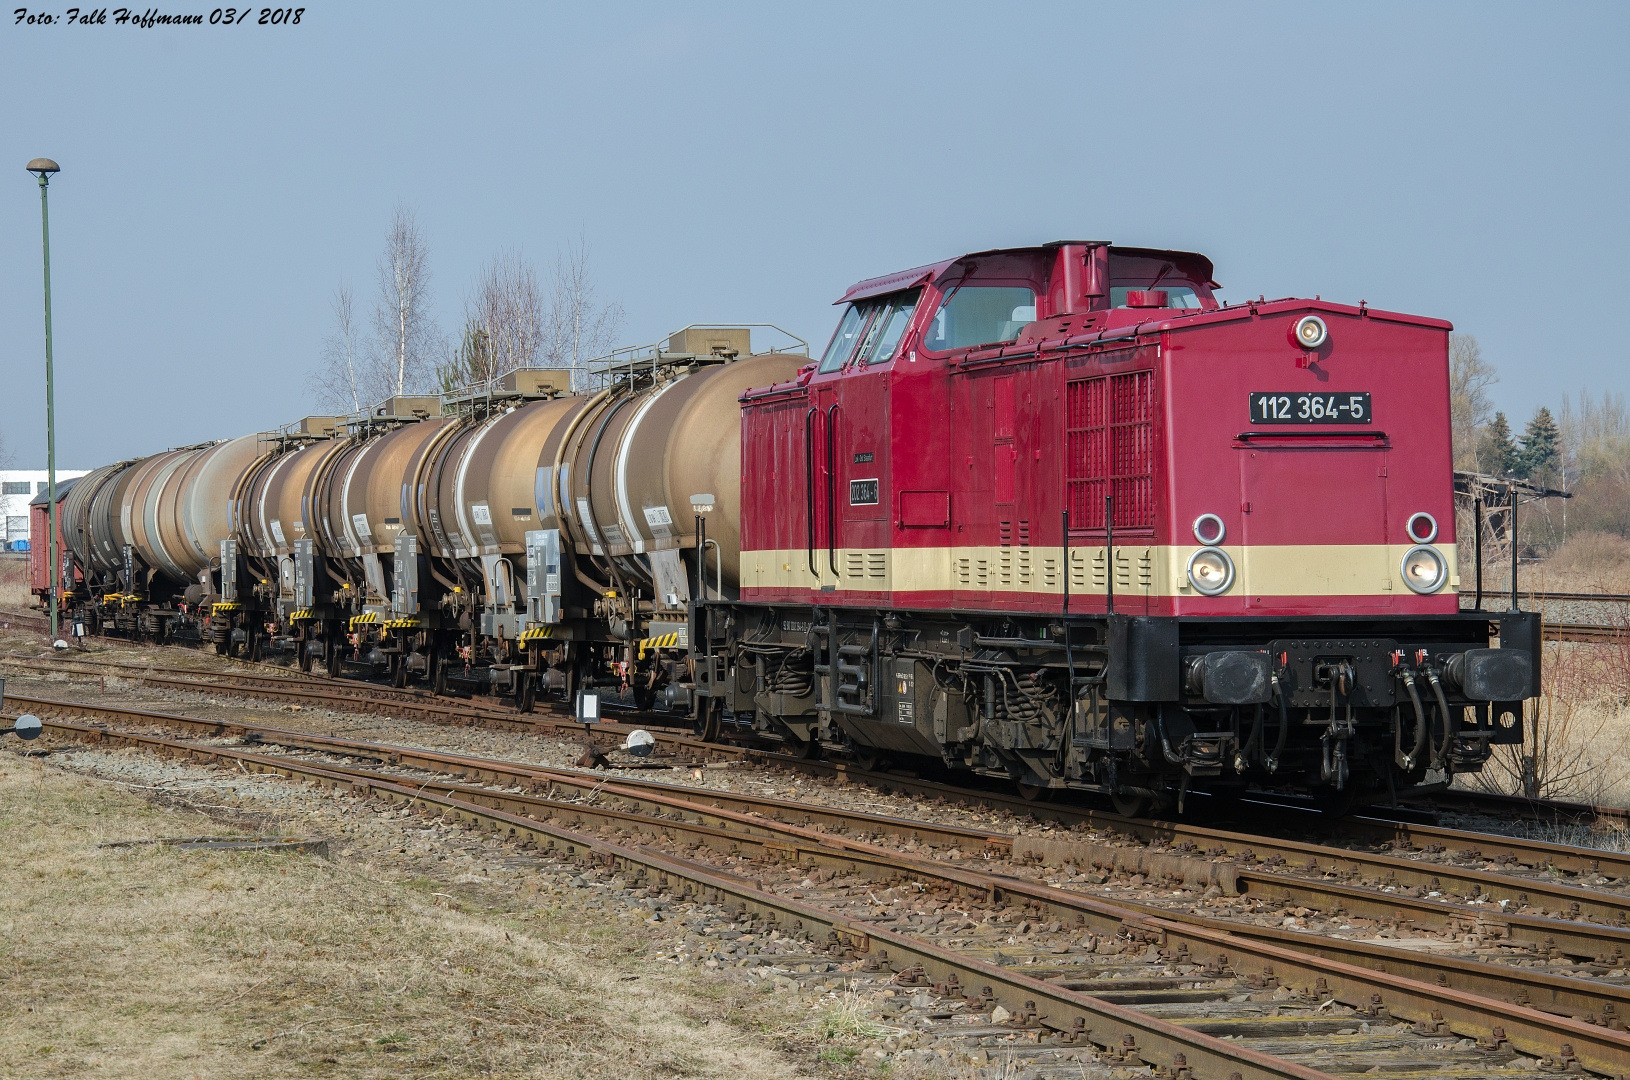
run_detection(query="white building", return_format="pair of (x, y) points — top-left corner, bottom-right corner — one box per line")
(1, 469), (89, 548)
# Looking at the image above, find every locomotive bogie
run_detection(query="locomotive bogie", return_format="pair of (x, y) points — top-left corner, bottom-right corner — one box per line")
(702, 597), (1533, 809)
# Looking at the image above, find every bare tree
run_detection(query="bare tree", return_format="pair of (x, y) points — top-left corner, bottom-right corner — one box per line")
(307, 283), (363, 412)
(436, 250), (547, 392)
(1449, 333), (1497, 471)
(540, 237), (625, 390)
(370, 206), (441, 399)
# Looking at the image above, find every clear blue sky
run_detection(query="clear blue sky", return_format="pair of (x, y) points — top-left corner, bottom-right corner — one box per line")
(3, 2), (1626, 465)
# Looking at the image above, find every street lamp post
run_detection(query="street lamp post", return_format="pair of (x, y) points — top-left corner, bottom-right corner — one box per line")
(27, 157), (61, 642)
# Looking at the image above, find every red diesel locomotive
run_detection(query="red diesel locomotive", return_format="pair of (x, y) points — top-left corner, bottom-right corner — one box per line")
(708, 241), (1536, 814)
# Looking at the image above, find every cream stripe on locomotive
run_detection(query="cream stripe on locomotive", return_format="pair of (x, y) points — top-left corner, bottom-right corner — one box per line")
(740, 543), (1459, 597)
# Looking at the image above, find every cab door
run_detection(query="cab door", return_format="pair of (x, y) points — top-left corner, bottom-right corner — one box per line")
(810, 292), (917, 600)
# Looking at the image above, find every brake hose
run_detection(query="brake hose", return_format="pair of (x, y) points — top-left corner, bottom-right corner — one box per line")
(1426, 668), (1455, 770)
(1265, 674), (1288, 774)
(1237, 702), (1264, 774)
(1154, 706), (1186, 766)
(1396, 669), (1428, 772)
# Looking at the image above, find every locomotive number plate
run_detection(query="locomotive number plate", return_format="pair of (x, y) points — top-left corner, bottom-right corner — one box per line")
(1250, 392), (1371, 424)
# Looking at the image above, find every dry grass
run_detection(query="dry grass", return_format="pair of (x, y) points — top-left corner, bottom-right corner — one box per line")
(0, 554), (30, 608)
(1468, 637), (1630, 807)
(0, 755), (803, 1079)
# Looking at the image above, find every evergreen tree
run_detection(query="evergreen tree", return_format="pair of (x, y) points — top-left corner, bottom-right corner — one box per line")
(1517, 406), (1561, 484)
(435, 321), (493, 393)
(1478, 411), (1519, 476)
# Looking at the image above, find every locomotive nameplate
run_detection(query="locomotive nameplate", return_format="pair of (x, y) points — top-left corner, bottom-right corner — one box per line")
(849, 479), (879, 505)
(1250, 392), (1371, 424)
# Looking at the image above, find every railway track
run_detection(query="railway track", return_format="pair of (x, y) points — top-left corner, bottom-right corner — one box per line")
(11, 651), (1630, 873)
(0, 652), (705, 743)
(8, 692), (1630, 1074)
(0, 607), (49, 634)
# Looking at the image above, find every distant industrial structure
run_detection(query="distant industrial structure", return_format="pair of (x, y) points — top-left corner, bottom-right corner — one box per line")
(1, 469), (88, 549)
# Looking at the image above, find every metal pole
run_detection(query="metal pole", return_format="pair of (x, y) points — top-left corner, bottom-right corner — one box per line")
(1472, 498), (1483, 611)
(36, 168), (59, 642)
(1508, 484), (1519, 613)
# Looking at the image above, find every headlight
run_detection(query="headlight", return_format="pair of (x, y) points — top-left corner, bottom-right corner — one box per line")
(1291, 315), (1328, 349)
(1186, 547), (1235, 595)
(1400, 545), (1447, 594)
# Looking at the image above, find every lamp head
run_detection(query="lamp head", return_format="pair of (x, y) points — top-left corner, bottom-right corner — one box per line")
(26, 158), (60, 178)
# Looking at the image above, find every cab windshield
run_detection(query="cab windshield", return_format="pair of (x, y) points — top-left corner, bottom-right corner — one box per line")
(818, 291), (920, 372)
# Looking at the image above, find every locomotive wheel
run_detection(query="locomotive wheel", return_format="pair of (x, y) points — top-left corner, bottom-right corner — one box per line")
(1310, 787), (1359, 818)
(516, 674), (536, 714)
(1110, 790), (1151, 818)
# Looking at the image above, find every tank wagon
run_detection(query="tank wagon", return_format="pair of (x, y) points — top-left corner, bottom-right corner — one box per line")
(52, 327), (804, 716)
(46, 243), (1541, 816)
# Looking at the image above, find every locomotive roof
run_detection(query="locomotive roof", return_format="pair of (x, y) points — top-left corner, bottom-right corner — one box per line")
(836, 242), (1217, 304)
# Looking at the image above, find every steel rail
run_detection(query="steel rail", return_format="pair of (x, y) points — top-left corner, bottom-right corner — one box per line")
(15, 704), (1630, 1071)
(11, 718), (1334, 1080)
(1331, 812), (1630, 879)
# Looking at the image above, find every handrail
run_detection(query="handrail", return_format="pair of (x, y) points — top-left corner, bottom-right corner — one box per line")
(826, 402), (839, 577)
(804, 408), (818, 579)
(1235, 430), (1387, 442)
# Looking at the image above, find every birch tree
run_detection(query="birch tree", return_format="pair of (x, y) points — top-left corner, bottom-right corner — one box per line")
(370, 206), (440, 399)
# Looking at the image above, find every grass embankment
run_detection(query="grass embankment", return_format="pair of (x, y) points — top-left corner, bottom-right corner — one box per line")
(0, 754), (798, 1079)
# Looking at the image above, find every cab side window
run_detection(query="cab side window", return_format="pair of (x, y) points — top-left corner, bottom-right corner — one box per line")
(819, 304), (871, 373)
(922, 286), (1036, 352)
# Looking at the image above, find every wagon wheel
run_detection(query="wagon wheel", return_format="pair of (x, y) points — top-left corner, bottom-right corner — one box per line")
(297, 638), (314, 673)
(432, 652), (450, 697)
(325, 638), (344, 679)
(391, 653), (408, 688)
(853, 748), (887, 773)
(247, 631), (263, 663)
(1016, 782), (1053, 803)
(516, 673), (536, 714)
(787, 733), (821, 760)
(215, 636), (230, 657)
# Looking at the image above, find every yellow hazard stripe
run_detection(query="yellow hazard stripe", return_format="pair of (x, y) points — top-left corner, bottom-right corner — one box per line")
(638, 632), (683, 649)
